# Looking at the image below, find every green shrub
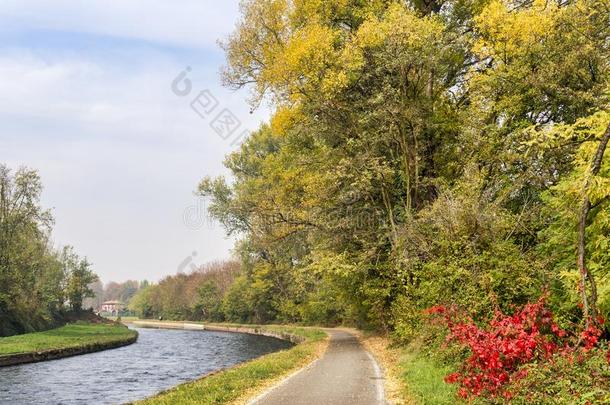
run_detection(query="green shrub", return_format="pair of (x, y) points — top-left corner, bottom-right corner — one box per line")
(491, 347), (610, 404)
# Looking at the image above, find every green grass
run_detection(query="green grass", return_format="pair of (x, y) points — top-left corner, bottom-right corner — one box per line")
(0, 322), (137, 356)
(137, 325), (327, 405)
(399, 344), (460, 404)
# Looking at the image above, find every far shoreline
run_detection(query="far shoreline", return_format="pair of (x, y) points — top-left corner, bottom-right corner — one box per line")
(127, 319), (307, 344)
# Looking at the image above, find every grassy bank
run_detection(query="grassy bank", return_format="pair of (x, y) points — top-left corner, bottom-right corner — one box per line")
(357, 332), (459, 405)
(0, 321), (137, 357)
(399, 346), (459, 404)
(137, 324), (327, 405)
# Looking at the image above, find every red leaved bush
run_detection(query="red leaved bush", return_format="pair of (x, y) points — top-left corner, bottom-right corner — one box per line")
(427, 298), (569, 398)
(428, 300), (610, 399)
(581, 322), (603, 351)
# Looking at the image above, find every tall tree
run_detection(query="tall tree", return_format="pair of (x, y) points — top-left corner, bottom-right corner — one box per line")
(201, 0), (610, 332)
(62, 246), (98, 312)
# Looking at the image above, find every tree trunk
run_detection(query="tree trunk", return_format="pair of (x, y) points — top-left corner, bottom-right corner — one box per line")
(577, 198), (591, 322)
(578, 121), (610, 325)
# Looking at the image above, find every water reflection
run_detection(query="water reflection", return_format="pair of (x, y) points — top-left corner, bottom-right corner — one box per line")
(0, 327), (292, 404)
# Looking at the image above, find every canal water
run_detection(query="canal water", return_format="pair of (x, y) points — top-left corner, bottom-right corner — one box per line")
(0, 327), (292, 404)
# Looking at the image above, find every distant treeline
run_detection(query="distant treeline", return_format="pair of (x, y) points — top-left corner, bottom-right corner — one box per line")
(0, 165), (98, 336)
(84, 279), (149, 310)
(128, 261), (241, 321)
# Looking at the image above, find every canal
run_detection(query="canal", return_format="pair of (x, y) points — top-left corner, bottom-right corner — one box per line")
(0, 327), (292, 404)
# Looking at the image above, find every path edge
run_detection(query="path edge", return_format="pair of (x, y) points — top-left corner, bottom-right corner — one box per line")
(245, 355), (323, 405)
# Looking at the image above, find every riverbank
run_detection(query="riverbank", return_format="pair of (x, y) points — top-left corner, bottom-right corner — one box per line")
(132, 321), (327, 404)
(0, 321), (138, 367)
(127, 320), (457, 404)
(128, 320), (451, 404)
(130, 320), (308, 344)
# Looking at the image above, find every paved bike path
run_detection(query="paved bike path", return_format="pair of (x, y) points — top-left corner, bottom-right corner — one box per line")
(252, 329), (384, 405)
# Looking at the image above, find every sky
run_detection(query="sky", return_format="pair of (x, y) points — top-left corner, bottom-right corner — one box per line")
(0, 1), (269, 283)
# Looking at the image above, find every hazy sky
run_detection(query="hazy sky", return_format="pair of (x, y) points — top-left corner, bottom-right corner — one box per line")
(0, 1), (268, 283)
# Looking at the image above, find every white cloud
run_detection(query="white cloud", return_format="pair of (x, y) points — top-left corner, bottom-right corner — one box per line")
(0, 0), (241, 49)
(0, 49), (265, 140)
(0, 23), (269, 282)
